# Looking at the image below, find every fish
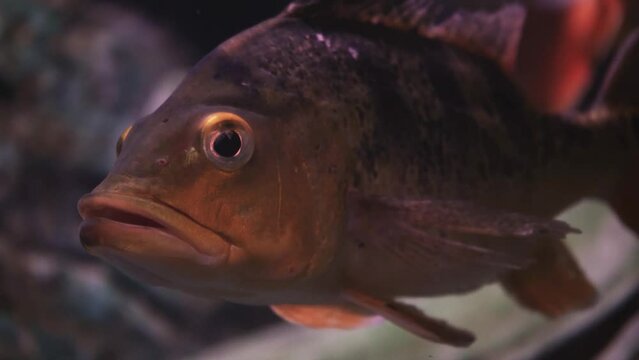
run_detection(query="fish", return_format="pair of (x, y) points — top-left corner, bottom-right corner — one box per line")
(77, 0), (639, 347)
(514, 0), (625, 112)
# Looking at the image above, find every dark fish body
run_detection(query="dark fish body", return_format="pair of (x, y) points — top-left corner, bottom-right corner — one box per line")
(186, 14), (637, 210)
(78, 0), (639, 346)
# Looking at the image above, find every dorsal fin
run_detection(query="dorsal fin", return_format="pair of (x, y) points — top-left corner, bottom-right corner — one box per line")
(283, 0), (526, 69)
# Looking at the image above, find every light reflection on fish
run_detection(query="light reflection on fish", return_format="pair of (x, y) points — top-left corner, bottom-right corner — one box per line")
(515, 0), (626, 111)
(77, 0), (639, 346)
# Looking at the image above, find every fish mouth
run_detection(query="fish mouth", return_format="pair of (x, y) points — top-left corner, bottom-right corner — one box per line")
(78, 192), (231, 287)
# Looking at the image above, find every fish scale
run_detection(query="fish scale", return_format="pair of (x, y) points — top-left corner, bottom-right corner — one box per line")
(249, 19), (629, 203)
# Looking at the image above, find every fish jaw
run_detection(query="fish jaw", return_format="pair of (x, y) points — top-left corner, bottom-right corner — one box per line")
(78, 192), (232, 289)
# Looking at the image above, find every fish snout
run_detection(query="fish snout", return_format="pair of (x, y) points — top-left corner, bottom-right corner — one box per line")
(77, 192), (231, 261)
(76, 191), (236, 292)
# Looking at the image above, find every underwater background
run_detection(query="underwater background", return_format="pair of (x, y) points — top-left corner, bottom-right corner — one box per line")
(0, 0), (637, 359)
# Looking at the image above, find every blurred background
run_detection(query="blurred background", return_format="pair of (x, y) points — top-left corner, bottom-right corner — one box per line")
(0, 0), (637, 359)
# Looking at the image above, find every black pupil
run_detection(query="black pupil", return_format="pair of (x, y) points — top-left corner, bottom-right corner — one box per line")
(213, 130), (242, 158)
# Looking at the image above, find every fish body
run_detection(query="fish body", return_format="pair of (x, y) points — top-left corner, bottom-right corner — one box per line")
(78, 0), (639, 346)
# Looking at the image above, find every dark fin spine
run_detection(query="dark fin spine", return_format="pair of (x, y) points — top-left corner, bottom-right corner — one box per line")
(284, 0), (525, 70)
(593, 28), (639, 111)
(343, 289), (475, 347)
(501, 241), (597, 317)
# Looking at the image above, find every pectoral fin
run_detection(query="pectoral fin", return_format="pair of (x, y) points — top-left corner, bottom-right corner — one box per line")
(343, 289), (475, 347)
(271, 303), (379, 329)
(350, 193), (578, 243)
(346, 193), (579, 296)
(501, 241), (597, 317)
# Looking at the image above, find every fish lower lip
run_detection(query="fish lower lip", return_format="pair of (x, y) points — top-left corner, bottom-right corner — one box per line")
(78, 217), (216, 263)
(78, 195), (177, 240)
(78, 217), (224, 285)
(77, 192), (231, 259)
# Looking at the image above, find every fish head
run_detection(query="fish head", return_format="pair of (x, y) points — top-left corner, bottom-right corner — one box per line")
(78, 45), (349, 303)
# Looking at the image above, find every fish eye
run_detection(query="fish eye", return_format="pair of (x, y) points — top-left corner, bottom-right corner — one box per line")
(116, 125), (133, 156)
(213, 129), (242, 158)
(201, 112), (254, 172)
